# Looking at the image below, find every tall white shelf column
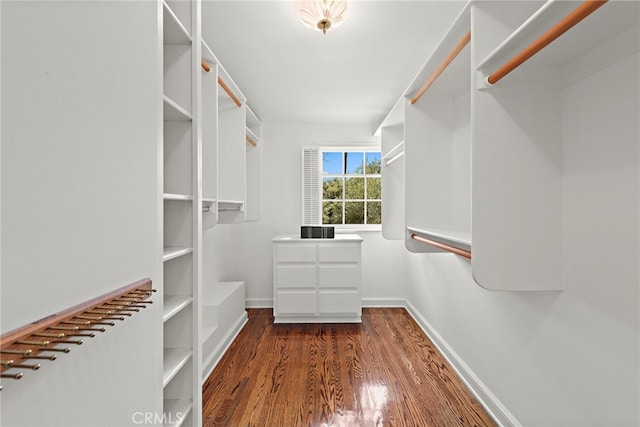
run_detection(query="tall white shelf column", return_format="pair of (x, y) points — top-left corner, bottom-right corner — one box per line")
(161, 1), (201, 425)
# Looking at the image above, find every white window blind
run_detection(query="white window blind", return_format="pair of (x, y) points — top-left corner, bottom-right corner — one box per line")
(302, 147), (320, 225)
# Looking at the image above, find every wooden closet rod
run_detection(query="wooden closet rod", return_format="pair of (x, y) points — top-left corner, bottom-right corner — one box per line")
(246, 135), (257, 147)
(201, 59), (243, 108)
(218, 78), (243, 108)
(411, 30), (471, 105)
(487, 0), (608, 85)
(410, 233), (472, 259)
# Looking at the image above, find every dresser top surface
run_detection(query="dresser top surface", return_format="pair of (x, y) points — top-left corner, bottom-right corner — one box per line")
(273, 234), (363, 243)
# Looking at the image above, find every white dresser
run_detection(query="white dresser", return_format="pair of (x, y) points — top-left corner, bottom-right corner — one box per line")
(272, 234), (363, 323)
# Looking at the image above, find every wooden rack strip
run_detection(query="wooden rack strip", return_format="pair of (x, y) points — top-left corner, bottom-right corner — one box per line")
(246, 135), (257, 147)
(487, 0), (608, 85)
(410, 233), (472, 259)
(201, 59), (243, 108)
(0, 278), (154, 381)
(411, 30), (471, 105)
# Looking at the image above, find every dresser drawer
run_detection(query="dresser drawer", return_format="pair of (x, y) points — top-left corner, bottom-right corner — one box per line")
(276, 264), (316, 288)
(318, 264), (359, 289)
(276, 291), (316, 315)
(275, 244), (316, 262)
(317, 244), (359, 263)
(318, 291), (360, 315)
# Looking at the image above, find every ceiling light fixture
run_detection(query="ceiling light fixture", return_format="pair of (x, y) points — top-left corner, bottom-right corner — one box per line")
(297, 0), (349, 35)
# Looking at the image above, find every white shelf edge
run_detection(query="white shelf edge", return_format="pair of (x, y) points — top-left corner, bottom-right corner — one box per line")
(382, 140), (405, 161)
(163, 2), (192, 45)
(407, 226), (472, 249)
(245, 127), (260, 145)
(201, 39), (219, 67)
(245, 104), (261, 127)
(163, 399), (193, 427)
(164, 193), (193, 201)
(163, 295), (193, 323)
(162, 348), (192, 388)
(202, 197), (216, 203)
(476, 0), (566, 71)
(163, 95), (192, 122)
(374, 97), (405, 137)
(163, 246), (193, 262)
(404, 3), (471, 98)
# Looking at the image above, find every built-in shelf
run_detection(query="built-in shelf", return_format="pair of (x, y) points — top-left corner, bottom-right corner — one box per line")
(245, 127), (259, 146)
(162, 348), (193, 388)
(381, 140), (405, 162)
(163, 95), (192, 122)
(163, 2), (192, 45)
(163, 399), (193, 427)
(163, 296), (193, 323)
(163, 247), (193, 262)
(164, 193), (193, 201)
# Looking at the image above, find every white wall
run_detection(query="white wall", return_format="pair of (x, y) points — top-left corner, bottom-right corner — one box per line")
(404, 51), (639, 426)
(227, 123), (406, 307)
(1, 2), (162, 425)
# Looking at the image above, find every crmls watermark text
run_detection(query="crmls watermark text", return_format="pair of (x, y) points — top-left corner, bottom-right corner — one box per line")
(132, 412), (185, 425)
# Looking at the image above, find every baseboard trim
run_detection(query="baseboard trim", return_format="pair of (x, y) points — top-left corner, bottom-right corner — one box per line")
(245, 297), (273, 308)
(403, 300), (521, 427)
(361, 297), (406, 307)
(201, 311), (249, 384)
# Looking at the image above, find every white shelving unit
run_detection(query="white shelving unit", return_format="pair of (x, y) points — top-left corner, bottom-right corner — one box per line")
(245, 106), (262, 222)
(217, 66), (247, 224)
(471, 0), (639, 291)
(378, 1), (638, 291)
(201, 40), (219, 230)
(161, 1), (199, 425)
(405, 5), (471, 256)
(375, 98), (405, 240)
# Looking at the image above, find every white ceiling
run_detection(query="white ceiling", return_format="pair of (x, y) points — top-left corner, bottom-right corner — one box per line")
(202, 0), (467, 128)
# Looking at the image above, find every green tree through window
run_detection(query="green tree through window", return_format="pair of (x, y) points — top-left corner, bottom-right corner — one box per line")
(322, 151), (381, 225)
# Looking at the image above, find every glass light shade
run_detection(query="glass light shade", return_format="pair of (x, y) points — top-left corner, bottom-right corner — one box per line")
(297, 0), (349, 35)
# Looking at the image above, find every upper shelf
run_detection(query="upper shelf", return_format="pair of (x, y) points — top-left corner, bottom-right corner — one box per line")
(405, 3), (471, 100)
(163, 95), (192, 122)
(477, 0), (639, 74)
(163, 2), (191, 45)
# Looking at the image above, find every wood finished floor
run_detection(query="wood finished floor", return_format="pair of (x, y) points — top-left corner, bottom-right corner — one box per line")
(202, 308), (496, 427)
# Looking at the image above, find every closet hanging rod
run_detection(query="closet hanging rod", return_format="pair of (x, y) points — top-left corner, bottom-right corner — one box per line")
(201, 59), (243, 108)
(218, 77), (243, 107)
(411, 30), (471, 105)
(246, 135), (257, 147)
(410, 233), (472, 259)
(487, 0), (608, 85)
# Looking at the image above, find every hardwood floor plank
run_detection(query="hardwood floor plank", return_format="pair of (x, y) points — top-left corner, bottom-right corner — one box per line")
(203, 308), (496, 427)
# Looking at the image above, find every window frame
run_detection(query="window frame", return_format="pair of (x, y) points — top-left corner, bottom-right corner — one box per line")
(318, 145), (382, 231)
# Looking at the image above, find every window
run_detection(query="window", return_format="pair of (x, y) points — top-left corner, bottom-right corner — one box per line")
(302, 146), (381, 229)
